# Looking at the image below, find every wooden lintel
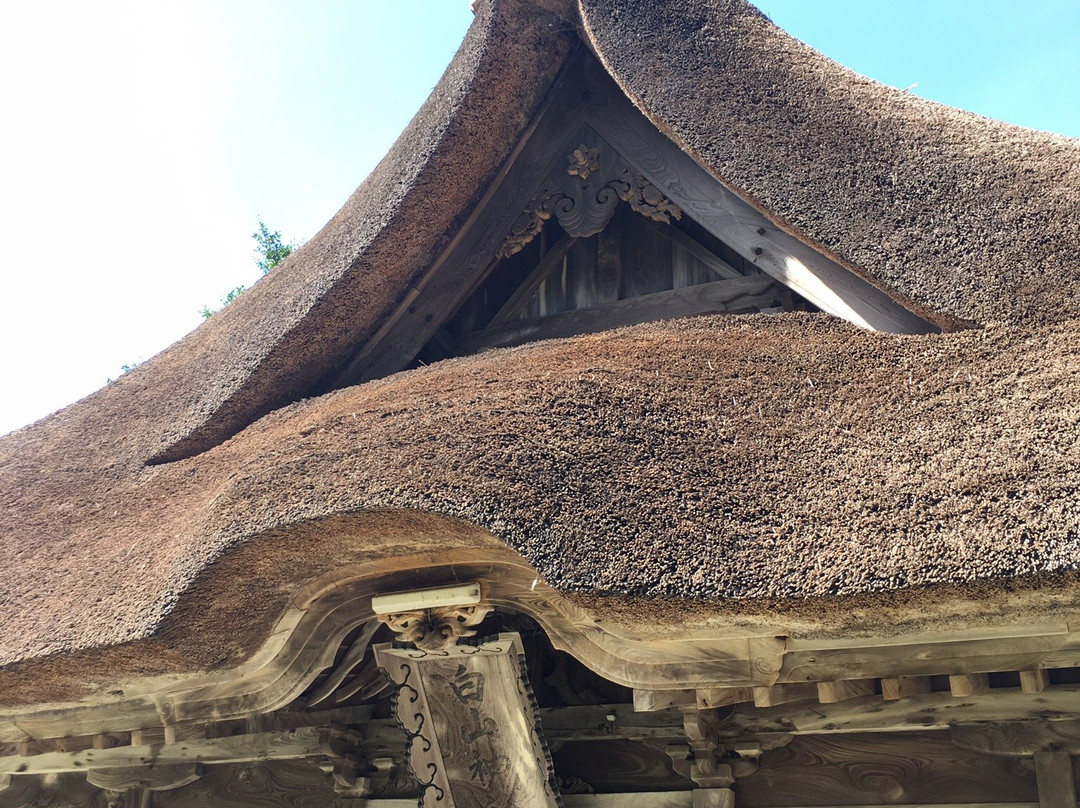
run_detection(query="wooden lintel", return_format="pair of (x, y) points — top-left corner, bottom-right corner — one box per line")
(949, 673), (990, 698)
(817, 679), (876, 704)
(881, 676), (932, 701)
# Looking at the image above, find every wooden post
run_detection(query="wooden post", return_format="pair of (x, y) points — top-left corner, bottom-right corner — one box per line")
(949, 673), (990, 697)
(881, 676), (932, 701)
(1035, 749), (1078, 808)
(1023, 669), (1051, 694)
(817, 679), (875, 704)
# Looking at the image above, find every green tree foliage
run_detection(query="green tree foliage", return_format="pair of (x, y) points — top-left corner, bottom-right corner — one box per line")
(199, 286), (248, 320)
(252, 219), (297, 275)
(200, 220), (300, 319)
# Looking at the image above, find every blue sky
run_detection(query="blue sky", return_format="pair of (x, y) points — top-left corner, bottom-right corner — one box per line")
(0, 1), (1077, 436)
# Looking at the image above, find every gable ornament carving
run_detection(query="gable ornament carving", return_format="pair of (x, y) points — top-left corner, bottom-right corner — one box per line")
(498, 141), (682, 259)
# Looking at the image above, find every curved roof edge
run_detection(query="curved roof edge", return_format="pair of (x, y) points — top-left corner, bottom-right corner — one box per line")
(579, 0), (1080, 332)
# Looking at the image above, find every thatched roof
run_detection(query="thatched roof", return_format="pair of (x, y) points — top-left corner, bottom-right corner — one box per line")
(2, 0), (1079, 698)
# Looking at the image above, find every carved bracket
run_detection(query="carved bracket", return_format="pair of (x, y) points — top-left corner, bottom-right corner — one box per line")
(377, 604), (493, 651)
(498, 133), (682, 259)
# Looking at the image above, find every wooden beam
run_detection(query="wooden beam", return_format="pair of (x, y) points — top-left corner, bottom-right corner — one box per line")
(779, 625), (1080, 683)
(634, 690), (696, 712)
(881, 676), (932, 701)
(357, 801), (1035, 808)
(459, 273), (777, 353)
(1035, 749), (1078, 808)
(487, 233), (578, 328)
(360, 796), (698, 808)
(718, 685), (1080, 737)
(696, 688), (753, 710)
(817, 679), (876, 704)
(537, 703), (686, 743)
(0, 727), (327, 775)
(951, 720), (1080, 757)
(647, 217), (742, 281)
(950, 673), (990, 697)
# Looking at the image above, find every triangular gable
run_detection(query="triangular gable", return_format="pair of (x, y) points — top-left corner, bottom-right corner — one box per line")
(332, 50), (935, 389)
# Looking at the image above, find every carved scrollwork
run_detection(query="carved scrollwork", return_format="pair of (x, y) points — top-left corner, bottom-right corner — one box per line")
(377, 604), (493, 651)
(497, 137), (682, 259)
(609, 167), (682, 224)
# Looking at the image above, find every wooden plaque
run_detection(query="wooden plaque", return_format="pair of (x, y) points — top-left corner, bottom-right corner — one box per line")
(375, 633), (562, 808)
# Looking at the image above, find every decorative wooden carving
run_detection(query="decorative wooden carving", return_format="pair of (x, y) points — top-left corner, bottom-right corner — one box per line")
(497, 133), (682, 260)
(376, 604), (493, 652)
(374, 633), (561, 808)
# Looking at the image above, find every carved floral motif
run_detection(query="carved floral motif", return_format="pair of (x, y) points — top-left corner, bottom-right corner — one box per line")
(498, 141), (682, 260)
(566, 145), (600, 180)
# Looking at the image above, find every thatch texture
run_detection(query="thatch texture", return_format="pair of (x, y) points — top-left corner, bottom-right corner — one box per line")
(2, 0), (1079, 692)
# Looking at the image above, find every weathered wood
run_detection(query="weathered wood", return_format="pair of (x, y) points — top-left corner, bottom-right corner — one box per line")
(950, 673), (990, 697)
(336, 51), (935, 388)
(1035, 749), (1078, 808)
(649, 218), (741, 281)
(752, 682), (818, 708)
(690, 789), (734, 808)
(0, 727), (327, 775)
(1022, 669), (1051, 694)
(488, 234), (579, 327)
(634, 690), (696, 713)
(951, 720), (1080, 757)
(130, 727), (166, 746)
(540, 704), (684, 742)
(737, 731), (1039, 806)
(375, 633), (561, 808)
(780, 626), (1080, 683)
(881, 676), (932, 701)
(459, 274), (776, 353)
(596, 221), (621, 304)
(361, 797), (697, 808)
(717, 685), (1080, 737)
(696, 688), (753, 710)
(817, 679), (876, 704)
